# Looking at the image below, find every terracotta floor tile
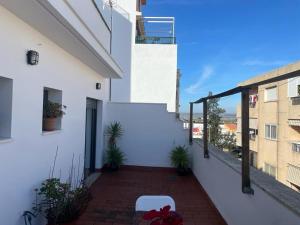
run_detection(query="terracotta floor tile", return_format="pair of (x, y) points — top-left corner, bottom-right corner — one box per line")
(67, 166), (227, 225)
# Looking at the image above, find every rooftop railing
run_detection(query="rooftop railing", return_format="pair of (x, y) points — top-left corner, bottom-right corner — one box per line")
(135, 36), (176, 44)
(136, 17), (176, 45)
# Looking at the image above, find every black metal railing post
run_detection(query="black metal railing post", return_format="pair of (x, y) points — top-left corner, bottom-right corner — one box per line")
(203, 99), (209, 158)
(241, 88), (254, 194)
(189, 103), (193, 145)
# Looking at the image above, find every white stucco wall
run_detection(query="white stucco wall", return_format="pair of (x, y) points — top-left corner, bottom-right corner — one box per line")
(106, 102), (188, 167)
(0, 6), (109, 225)
(111, 0), (137, 102)
(132, 44), (178, 112)
(191, 142), (300, 225)
(48, 0), (111, 52)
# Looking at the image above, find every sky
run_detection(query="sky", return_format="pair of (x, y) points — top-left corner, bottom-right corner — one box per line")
(142, 0), (300, 113)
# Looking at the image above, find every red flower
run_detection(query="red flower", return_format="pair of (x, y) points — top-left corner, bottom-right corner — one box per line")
(143, 205), (183, 225)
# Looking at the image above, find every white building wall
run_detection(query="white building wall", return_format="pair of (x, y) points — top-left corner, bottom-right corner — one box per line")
(0, 6), (109, 225)
(111, 0), (137, 102)
(192, 142), (300, 225)
(48, 0), (111, 52)
(132, 44), (178, 112)
(106, 102), (188, 167)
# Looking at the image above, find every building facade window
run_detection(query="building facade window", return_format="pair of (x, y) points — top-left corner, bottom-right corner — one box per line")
(264, 163), (276, 178)
(265, 124), (277, 140)
(292, 143), (300, 153)
(0, 76), (13, 140)
(250, 151), (258, 168)
(42, 87), (63, 132)
(264, 86), (277, 102)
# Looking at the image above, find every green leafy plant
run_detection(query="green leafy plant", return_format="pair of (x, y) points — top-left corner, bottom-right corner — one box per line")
(44, 101), (66, 118)
(106, 122), (123, 148)
(207, 92), (225, 147)
(106, 146), (125, 171)
(170, 145), (190, 176)
(34, 178), (91, 225)
(26, 149), (91, 225)
(105, 122), (125, 171)
(219, 133), (237, 151)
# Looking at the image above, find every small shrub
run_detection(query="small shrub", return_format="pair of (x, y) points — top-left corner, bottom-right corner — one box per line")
(170, 145), (190, 176)
(105, 122), (125, 171)
(34, 178), (91, 225)
(106, 146), (125, 171)
(105, 122), (123, 148)
(44, 101), (66, 118)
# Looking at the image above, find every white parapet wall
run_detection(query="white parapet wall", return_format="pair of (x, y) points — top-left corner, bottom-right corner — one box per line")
(105, 102), (188, 167)
(131, 44), (178, 112)
(191, 141), (300, 225)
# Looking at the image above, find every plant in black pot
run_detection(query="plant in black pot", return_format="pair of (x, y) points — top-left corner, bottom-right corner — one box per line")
(34, 178), (91, 225)
(105, 122), (125, 171)
(43, 101), (66, 131)
(170, 145), (191, 176)
(106, 146), (125, 171)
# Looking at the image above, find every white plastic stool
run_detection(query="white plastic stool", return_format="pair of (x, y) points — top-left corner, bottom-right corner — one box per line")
(135, 195), (176, 211)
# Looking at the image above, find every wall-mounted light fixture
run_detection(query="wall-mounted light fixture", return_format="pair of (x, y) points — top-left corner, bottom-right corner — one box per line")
(96, 83), (101, 90)
(26, 50), (39, 65)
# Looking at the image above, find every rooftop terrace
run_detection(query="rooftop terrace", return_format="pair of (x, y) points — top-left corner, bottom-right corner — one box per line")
(67, 166), (226, 225)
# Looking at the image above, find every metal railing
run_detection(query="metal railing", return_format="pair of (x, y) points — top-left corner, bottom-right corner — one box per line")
(136, 17), (176, 45)
(135, 36), (176, 44)
(189, 68), (300, 195)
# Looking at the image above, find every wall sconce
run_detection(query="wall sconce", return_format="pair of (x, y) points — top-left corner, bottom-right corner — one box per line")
(26, 50), (39, 65)
(96, 83), (101, 90)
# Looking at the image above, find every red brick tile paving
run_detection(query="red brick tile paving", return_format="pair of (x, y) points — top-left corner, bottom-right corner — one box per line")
(67, 166), (227, 225)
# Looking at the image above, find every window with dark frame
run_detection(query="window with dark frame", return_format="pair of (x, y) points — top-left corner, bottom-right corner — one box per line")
(0, 76), (13, 139)
(42, 87), (63, 132)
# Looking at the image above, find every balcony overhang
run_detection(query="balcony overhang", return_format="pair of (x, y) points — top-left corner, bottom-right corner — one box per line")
(288, 119), (300, 127)
(0, 0), (123, 79)
(287, 164), (300, 187)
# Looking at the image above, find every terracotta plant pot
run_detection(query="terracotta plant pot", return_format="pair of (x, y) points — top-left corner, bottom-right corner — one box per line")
(43, 118), (57, 131)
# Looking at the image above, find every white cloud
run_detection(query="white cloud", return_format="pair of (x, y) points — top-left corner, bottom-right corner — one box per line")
(242, 59), (287, 66)
(185, 66), (214, 94)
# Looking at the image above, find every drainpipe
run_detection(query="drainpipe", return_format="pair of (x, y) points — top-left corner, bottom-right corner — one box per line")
(276, 83), (280, 179)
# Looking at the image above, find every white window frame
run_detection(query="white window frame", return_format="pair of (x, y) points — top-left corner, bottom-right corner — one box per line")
(264, 86), (278, 102)
(292, 143), (300, 153)
(265, 124), (277, 140)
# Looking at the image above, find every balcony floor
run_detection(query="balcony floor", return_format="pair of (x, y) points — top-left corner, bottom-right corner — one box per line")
(68, 166), (227, 225)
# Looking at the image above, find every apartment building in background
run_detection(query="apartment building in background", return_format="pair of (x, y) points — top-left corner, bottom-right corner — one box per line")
(237, 61), (300, 191)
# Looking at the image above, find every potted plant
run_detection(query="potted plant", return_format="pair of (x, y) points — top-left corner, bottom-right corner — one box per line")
(105, 122), (125, 171)
(170, 145), (190, 176)
(32, 178), (91, 225)
(106, 146), (125, 171)
(43, 101), (66, 131)
(143, 205), (183, 225)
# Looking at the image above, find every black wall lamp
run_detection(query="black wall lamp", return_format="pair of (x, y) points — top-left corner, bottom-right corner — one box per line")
(96, 83), (101, 90)
(26, 50), (39, 65)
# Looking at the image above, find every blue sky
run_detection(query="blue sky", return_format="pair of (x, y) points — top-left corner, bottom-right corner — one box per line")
(143, 0), (300, 113)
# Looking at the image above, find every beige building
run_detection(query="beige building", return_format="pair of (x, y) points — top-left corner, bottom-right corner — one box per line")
(237, 61), (300, 191)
